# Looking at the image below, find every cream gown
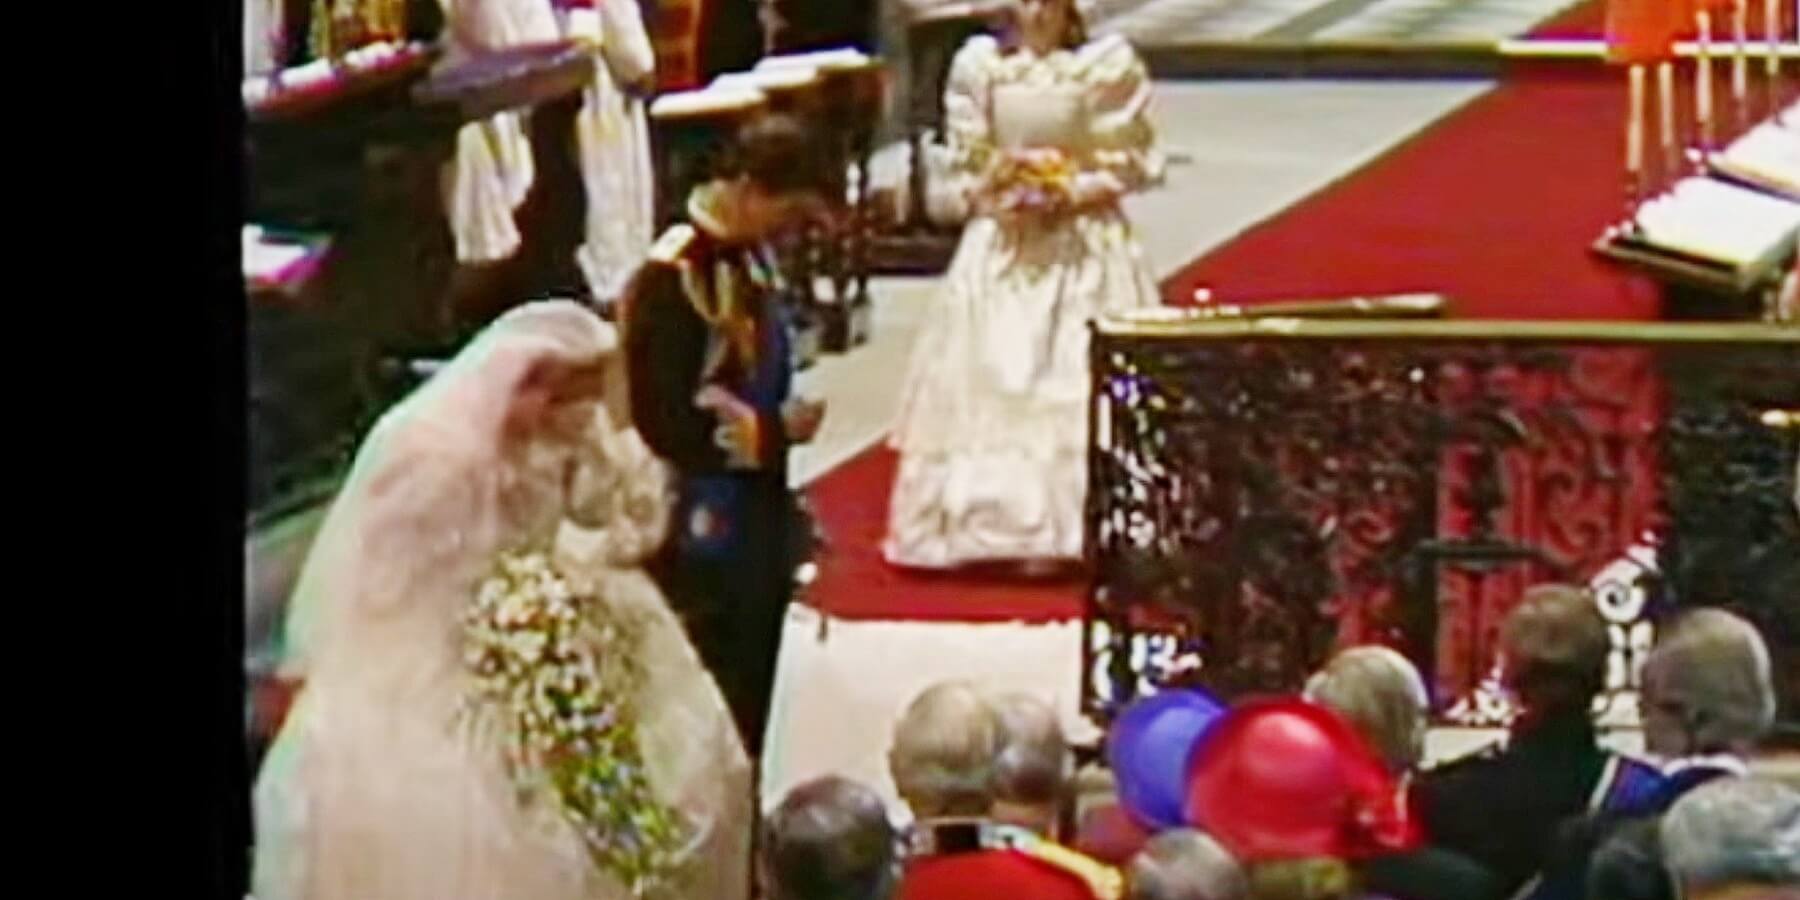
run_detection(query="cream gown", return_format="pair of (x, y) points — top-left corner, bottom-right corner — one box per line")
(883, 33), (1164, 569)
(251, 302), (751, 900)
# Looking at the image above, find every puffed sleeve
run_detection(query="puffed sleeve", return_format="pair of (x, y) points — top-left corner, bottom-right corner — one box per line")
(943, 35), (1001, 179)
(1077, 34), (1164, 192)
(561, 407), (675, 568)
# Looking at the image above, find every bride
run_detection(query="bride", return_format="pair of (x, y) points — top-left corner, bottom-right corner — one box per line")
(883, 0), (1164, 572)
(252, 300), (751, 900)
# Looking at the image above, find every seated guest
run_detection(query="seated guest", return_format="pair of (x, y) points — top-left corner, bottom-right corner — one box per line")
(1183, 698), (1422, 900)
(1586, 608), (1779, 900)
(1640, 608), (1778, 783)
(989, 692), (1071, 838)
(1659, 777), (1800, 900)
(1126, 829), (1248, 900)
(762, 776), (900, 900)
(889, 681), (1122, 900)
(890, 680), (1003, 823)
(1304, 646), (1430, 778)
(1304, 647), (1503, 900)
(1413, 584), (1664, 898)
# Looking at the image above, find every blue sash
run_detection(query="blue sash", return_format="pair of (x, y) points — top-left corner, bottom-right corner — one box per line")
(676, 292), (793, 564)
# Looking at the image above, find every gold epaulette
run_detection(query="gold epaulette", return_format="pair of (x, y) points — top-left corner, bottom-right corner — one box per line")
(992, 826), (1125, 900)
(648, 224), (697, 265)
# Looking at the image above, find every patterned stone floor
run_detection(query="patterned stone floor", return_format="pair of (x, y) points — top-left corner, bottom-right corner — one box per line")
(1086, 0), (1583, 45)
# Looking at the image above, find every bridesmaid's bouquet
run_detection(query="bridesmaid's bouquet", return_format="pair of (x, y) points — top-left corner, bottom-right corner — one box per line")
(983, 147), (1079, 217)
(460, 549), (689, 895)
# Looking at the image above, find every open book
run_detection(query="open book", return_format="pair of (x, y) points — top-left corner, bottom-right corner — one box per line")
(1711, 119), (1800, 199)
(1629, 176), (1800, 270)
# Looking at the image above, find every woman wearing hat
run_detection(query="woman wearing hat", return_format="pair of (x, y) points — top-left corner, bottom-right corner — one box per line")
(1181, 697), (1423, 900)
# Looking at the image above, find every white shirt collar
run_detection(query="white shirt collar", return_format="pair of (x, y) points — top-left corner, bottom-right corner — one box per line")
(1661, 753), (1751, 778)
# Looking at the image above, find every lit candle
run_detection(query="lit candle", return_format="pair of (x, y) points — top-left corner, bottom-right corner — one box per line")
(1767, 0), (1782, 79)
(1732, 0), (1748, 108)
(1697, 10), (1714, 151)
(1629, 64), (1647, 176)
(1658, 61), (1676, 180)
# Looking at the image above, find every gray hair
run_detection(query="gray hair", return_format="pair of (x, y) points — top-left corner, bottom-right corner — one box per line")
(762, 776), (899, 900)
(990, 692), (1070, 808)
(888, 681), (1001, 817)
(1501, 583), (1611, 716)
(1302, 645), (1429, 774)
(1640, 608), (1777, 756)
(1660, 777), (1800, 893)
(1127, 830), (1248, 900)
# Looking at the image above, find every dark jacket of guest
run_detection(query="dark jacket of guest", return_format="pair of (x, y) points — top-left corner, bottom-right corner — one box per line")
(1413, 714), (1661, 898)
(1357, 845), (1506, 900)
(623, 220), (795, 753)
(1584, 764), (1741, 900)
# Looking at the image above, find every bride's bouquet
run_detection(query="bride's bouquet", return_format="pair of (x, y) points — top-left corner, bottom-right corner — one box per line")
(981, 147), (1080, 217)
(460, 549), (688, 895)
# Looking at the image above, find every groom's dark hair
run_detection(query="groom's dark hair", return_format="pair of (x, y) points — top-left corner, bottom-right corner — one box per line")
(731, 112), (832, 198)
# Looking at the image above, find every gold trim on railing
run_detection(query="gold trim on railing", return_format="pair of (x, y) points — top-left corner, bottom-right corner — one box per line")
(1136, 293), (1446, 322)
(1096, 314), (1800, 343)
(1762, 409), (1800, 429)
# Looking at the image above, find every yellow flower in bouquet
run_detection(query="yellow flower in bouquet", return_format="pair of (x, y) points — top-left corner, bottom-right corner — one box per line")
(985, 148), (1079, 216)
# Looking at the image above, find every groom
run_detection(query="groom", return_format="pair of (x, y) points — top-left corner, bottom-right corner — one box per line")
(623, 111), (831, 755)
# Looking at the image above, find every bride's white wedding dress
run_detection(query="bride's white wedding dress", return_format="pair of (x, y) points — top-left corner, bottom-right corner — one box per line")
(252, 301), (751, 900)
(884, 33), (1164, 569)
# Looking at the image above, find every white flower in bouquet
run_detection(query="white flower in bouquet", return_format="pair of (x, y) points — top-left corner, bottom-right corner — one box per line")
(457, 548), (687, 895)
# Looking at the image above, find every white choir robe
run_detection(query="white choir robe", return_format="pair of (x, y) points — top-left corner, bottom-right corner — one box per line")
(438, 0), (562, 263)
(244, 0), (282, 76)
(562, 0), (658, 303)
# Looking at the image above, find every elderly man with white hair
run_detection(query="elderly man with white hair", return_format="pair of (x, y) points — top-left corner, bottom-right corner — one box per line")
(1124, 829), (1247, 900)
(1660, 777), (1800, 900)
(1587, 608), (1782, 900)
(1641, 608), (1778, 779)
(988, 692), (1072, 839)
(888, 681), (1121, 900)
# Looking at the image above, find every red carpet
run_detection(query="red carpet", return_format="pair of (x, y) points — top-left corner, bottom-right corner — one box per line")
(1162, 71), (1666, 318)
(802, 445), (1087, 623)
(802, 14), (1798, 622)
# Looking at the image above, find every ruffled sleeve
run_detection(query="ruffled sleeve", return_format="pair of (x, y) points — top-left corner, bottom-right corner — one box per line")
(1076, 34), (1163, 191)
(559, 408), (674, 570)
(943, 35), (1001, 179)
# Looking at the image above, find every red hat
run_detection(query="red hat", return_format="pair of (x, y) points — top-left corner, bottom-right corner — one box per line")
(1181, 698), (1420, 863)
